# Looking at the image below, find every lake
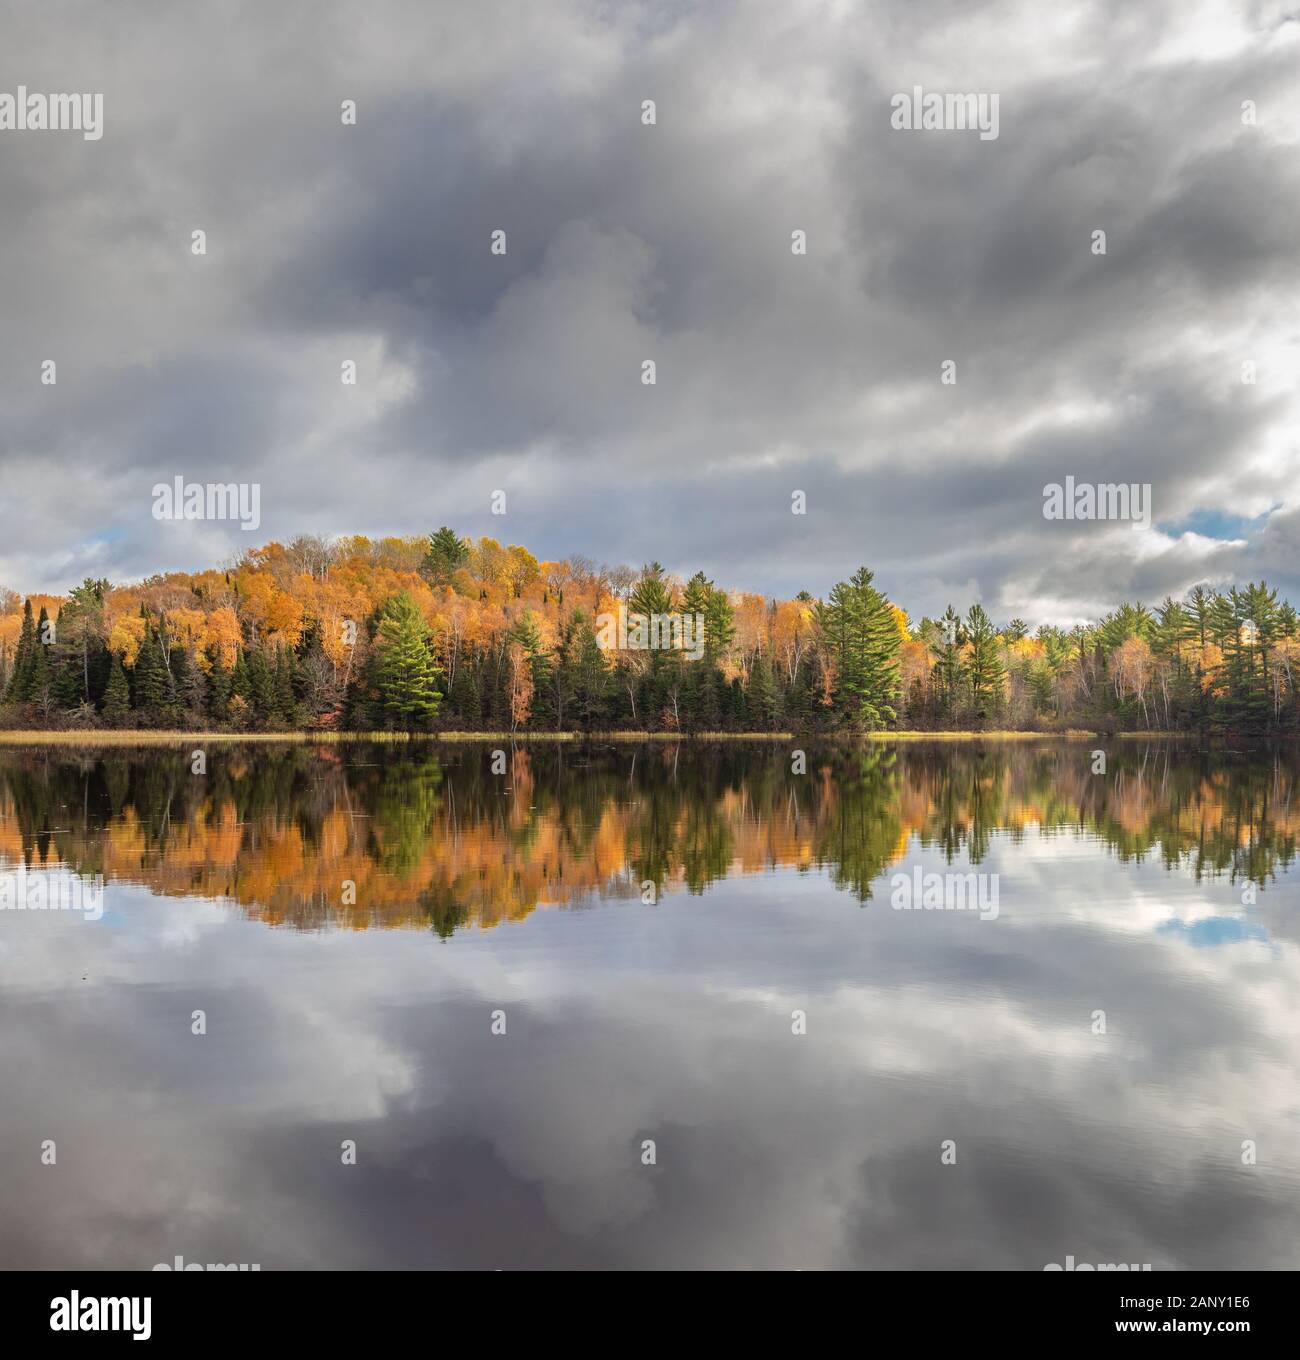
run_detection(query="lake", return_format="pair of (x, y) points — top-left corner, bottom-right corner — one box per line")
(1, 739), (1297, 1270)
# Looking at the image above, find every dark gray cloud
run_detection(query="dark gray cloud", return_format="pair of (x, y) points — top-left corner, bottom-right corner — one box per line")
(1, 0), (1297, 624)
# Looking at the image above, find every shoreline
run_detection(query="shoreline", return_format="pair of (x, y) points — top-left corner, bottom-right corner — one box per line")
(0, 728), (1226, 748)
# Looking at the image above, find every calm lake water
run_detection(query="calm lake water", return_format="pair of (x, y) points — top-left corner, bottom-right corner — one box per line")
(1, 739), (1298, 1271)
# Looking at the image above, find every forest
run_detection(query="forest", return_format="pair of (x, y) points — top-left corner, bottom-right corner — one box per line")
(1, 529), (1298, 735)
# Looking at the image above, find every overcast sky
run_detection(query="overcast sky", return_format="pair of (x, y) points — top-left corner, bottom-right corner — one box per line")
(1, 0), (1297, 625)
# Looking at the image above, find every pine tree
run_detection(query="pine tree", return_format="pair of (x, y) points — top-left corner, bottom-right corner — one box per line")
(374, 592), (441, 728)
(965, 604), (1004, 717)
(631, 564), (674, 622)
(682, 571), (736, 658)
(421, 527), (469, 586)
(51, 579), (108, 710)
(933, 605), (966, 719)
(816, 567), (901, 730)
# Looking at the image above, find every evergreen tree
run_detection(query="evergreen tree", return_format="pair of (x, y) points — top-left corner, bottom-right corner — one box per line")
(131, 630), (172, 725)
(965, 604), (1004, 717)
(374, 592), (442, 728)
(51, 579), (108, 710)
(28, 610), (54, 718)
(274, 647), (299, 725)
(682, 571), (736, 658)
(933, 605), (966, 719)
(101, 657), (131, 726)
(231, 651), (252, 720)
(245, 649), (276, 725)
(172, 645), (207, 721)
(746, 652), (780, 730)
(4, 599), (37, 702)
(570, 613), (612, 730)
(448, 656), (482, 727)
(208, 652), (233, 725)
(421, 527), (469, 586)
(631, 563), (674, 621)
(816, 567), (901, 730)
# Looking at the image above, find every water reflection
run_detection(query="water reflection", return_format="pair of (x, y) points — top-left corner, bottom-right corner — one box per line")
(0, 740), (1298, 1270)
(0, 741), (1297, 933)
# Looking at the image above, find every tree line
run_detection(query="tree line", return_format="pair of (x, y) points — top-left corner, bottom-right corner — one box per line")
(1, 530), (1297, 734)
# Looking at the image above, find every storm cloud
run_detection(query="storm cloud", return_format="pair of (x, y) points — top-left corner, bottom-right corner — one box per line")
(1, 0), (1297, 624)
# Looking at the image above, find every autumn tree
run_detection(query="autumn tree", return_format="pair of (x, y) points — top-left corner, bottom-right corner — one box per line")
(505, 640), (533, 732)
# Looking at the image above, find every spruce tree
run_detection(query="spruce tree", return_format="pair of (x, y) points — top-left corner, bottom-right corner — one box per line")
(208, 653), (233, 724)
(231, 652), (251, 710)
(571, 613), (611, 730)
(746, 652), (780, 730)
(29, 613), (54, 718)
(101, 657), (131, 726)
(131, 631), (171, 725)
(448, 657), (482, 727)
(273, 648), (299, 725)
(246, 649), (276, 725)
(4, 599), (36, 702)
